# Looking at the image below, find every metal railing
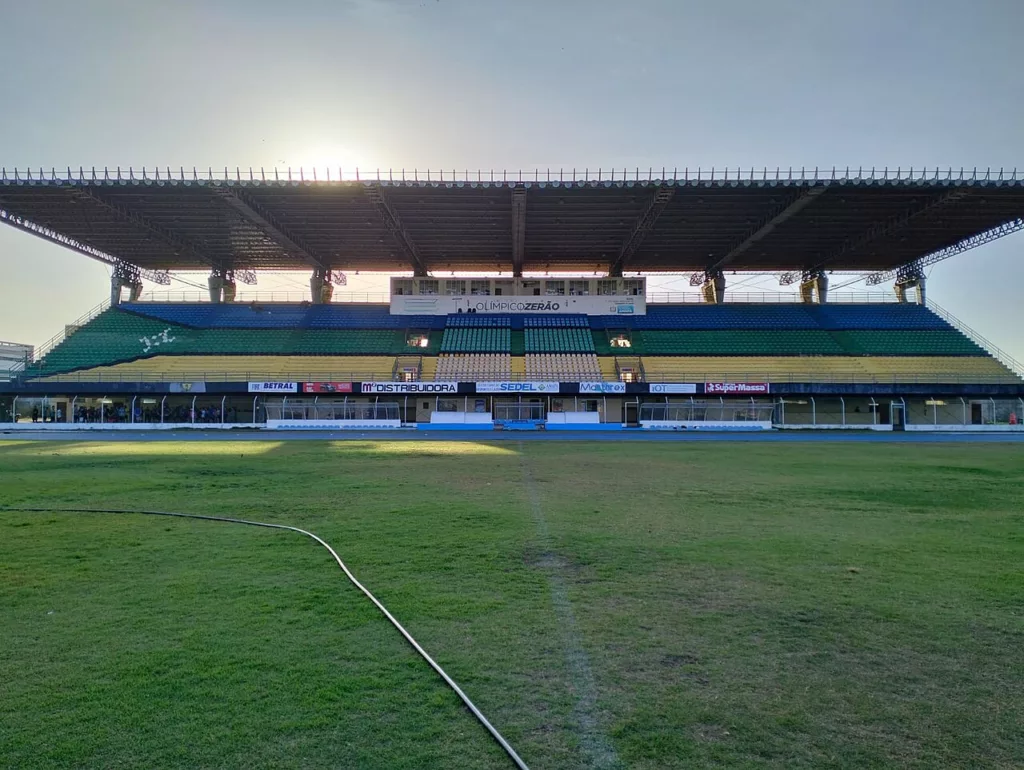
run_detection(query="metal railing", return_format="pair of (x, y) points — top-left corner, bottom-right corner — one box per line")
(12, 299), (110, 371)
(645, 291), (897, 304)
(126, 290), (898, 305)
(4, 166), (1024, 186)
(926, 300), (1024, 378)
(27, 369), (1022, 386)
(136, 290), (392, 304)
(32, 371), (400, 384)
(641, 371), (1022, 385)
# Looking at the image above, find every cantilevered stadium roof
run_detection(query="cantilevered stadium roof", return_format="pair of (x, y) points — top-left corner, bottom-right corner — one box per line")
(1, 167), (1023, 277)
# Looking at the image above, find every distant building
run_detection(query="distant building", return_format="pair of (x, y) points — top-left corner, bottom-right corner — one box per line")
(0, 341), (33, 377)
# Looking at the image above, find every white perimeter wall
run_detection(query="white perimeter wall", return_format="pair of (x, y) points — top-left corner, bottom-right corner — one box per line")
(2, 423), (262, 431)
(266, 419), (402, 430)
(546, 412), (601, 424)
(429, 412), (493, 424)
(776, 424), (893, 431)
(904, 424), (1024, 432)
(641, 420), (772, 430)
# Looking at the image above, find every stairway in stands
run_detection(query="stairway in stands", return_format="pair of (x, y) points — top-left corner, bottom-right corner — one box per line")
(614, 356), (644, 382)
(392, 355), (422, 381)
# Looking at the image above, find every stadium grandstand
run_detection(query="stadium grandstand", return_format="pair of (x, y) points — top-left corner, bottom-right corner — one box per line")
(2, 166), (1023, 431)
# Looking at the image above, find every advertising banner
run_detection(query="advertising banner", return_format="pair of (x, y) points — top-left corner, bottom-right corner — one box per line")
(705, 382), (770, 395)
(649, 383), (698, 394)
(360, 382), (458, 394)
(579, 382), (626, 394)
(301, 382), (353, 394)
(248, 382), (298, 393)
(266, 419), (402, 430)
(390, 295), (645, 316)
(476, 381), (560, 394)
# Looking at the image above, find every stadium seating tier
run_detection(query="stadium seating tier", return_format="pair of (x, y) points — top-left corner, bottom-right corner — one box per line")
(435, 354), (512, 380)
(525, 354), (602, 381)
(121, 302), (446, 330)
(25, 309), (443, 376)
(21, 302), (1019, 387)
(587, 303), (954, 330)
(41, 356), (400, 382)
(640, 356), (1017, 384)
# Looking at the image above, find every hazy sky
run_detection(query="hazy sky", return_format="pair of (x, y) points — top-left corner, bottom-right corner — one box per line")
(2, 0), (1023, 360)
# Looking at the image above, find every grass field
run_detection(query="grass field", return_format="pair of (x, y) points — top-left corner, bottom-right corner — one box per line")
(1, 439), (1022, 769)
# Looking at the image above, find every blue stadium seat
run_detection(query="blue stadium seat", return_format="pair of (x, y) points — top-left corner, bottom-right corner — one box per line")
(445, 314), (511, 328)
(121, 301), (959, 334)
(523, 315), (589, 328)
(121, 303), (445, 330)
(589, 303), (957, 332)
(805, 304), (952, 330)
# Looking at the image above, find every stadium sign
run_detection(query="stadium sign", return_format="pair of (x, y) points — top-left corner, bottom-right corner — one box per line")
(705, 382), (770, 395)
(360, 382), (458, 394)
(649, 383), (698, 394)
(476, 381), (560, 393)
(390, 295), (646, 316)
(248, 381), (298, 393)
(302, 382), (354, 394)
(579, 382), (626, 394)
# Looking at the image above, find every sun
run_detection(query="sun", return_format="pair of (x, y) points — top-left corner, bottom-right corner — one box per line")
(286, 144), (378, 175)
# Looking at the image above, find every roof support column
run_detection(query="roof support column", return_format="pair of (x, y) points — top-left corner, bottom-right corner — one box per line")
(208, 272), (224, 304)
(894, 268), (925, 304)
(310, 268), (334, 304)
(310, 269), (324, 305)
(110, 275), (123, 306)
(110, 261), (143, 306)
(701, 271), (725, 304)
(816, 272), (829, 304)
(222, 273), (237, 303)
(798, 271), (828, 303)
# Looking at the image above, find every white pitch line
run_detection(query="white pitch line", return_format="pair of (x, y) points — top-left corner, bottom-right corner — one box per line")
(519, 452), (622, 769)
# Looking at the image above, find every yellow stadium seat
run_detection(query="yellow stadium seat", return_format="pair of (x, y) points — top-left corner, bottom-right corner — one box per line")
(41, 356), (399, 382)
(419, 357), (438, 381)
(639, 356), (1019, 384)
(598, 357), (619, 380)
